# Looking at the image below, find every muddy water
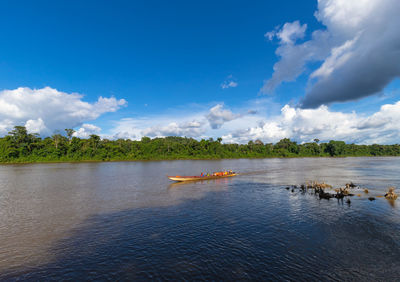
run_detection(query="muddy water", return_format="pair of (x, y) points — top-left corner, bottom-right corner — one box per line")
(1, 157), (400, 280)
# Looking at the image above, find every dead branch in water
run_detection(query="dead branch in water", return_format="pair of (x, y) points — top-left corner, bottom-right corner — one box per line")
(288, 181), (397, 203)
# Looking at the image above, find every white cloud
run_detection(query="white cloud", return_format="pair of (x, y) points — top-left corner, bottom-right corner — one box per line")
(25, 118), (47, 134)
(109, 115), (208, 140)
(0, 87), (126, 136)
(262, 0), (400, 108)
(266, 21), (307, 44)
(73, 124), (102, 138)
(310, 36), (358, 79)
(221, 81), (238, 89)
(142, 120), (204, 138)
(104, 97), (400, 145)
(315, 0), (380, 35)
(264, 30), (275, 41)
(221, 75), (238, 89)
(107, 103), (252, 140)
(261, 29), (332, 93)
(206, 104), (240, 129)
(223, 101), (400, 145)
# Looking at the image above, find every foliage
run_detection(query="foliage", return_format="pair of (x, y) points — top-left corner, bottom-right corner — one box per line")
(0, 126), (399, 163)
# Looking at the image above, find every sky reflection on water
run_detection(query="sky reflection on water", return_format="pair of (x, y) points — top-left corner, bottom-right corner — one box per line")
(0, 157), (400, 280)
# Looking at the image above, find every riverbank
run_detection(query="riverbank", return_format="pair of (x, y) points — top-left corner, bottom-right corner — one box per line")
(1, 127), (400, 163)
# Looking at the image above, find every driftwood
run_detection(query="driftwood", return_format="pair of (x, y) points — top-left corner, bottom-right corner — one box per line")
(318, 189), (334, 199)
(286, 181), (398, 203)
(385, 187), (398, 200)
(306, 180), (332, 189)
(345, 182), (357, 189)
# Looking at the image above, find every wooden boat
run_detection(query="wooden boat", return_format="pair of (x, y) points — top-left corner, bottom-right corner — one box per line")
(168, 173), (237, 182)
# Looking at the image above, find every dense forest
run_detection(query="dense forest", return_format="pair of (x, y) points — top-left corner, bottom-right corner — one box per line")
(0, 126), (399, 163)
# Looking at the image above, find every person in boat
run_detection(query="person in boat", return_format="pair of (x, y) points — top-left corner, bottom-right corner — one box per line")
(201, 172), (204, 177)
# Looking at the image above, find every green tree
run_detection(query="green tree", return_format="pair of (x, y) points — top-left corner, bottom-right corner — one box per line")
(1, 125), (400, 162)
(275, 138), (299, 154)
(8, 126), (29, 146)
(65, 129), (75, 144)
(52, 133), (63, 149)
(89, 134), (101, 153)
(325, 140), (346, 156)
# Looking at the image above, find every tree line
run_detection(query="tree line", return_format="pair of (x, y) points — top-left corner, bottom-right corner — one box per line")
(0, 125), (399, 163)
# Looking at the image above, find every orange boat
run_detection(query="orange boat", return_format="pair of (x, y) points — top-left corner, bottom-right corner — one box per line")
(168, 172), (237, 182)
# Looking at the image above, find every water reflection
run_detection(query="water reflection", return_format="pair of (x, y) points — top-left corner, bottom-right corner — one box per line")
(167, 177), (232, 189)
(386, 198), (396, 208)
(0, 157), (400, 280)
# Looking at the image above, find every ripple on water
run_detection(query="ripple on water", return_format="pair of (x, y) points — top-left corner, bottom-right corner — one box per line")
(0, 158), (400, 280)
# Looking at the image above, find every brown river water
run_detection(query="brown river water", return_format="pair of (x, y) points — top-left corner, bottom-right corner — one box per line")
(0, 157), (400, 280)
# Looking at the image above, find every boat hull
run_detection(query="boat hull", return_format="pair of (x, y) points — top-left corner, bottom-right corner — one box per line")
(168, 174), (237, 182)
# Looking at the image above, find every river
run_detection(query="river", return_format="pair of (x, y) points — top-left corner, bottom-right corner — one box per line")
(1, 157), (400, 280)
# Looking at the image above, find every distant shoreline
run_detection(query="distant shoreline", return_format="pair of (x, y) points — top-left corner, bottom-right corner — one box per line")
(1, 126), (399, 164)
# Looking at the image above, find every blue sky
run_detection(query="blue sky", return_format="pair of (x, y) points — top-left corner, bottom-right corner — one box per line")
(0, 0), (399, 144)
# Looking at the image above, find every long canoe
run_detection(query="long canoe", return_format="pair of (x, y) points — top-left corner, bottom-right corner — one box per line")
(168, 173), (237, 182)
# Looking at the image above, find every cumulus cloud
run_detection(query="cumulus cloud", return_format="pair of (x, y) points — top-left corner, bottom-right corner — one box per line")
(206, 104), (240, 129)
(142, 120), (204, 138)
(0, 87), (126, 136)
(222, 101), (400, 145)
(25, 118), (47, 134)
(107, 103), (249, 140)
(109, 116), (208, 140)
(263, 0), (400, 108)
(105, 97), (400, 145)
(73, 124), (102, 138)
